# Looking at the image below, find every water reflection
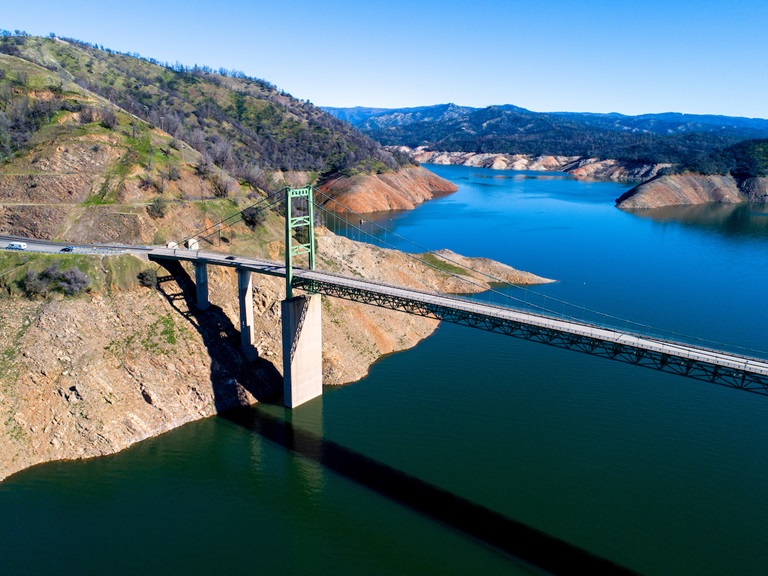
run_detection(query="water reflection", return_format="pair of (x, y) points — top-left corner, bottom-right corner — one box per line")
(474, 171), (570, 181)
(624, 203), (768, 238)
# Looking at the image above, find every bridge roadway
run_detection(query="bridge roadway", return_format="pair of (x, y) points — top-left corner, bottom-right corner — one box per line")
(3, 236), (766, 395)
(148, 247), (768, 396)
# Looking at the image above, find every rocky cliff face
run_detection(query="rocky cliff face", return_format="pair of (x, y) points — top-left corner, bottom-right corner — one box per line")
(400, 147), (669, 182)
(317, 166), (458, 213)
(0, 240), (550, 481)
(740, 177), (768, 203)
(615, 174), (758, 209)
(562, 158), (670, 181)
(407, 149), (578, 172)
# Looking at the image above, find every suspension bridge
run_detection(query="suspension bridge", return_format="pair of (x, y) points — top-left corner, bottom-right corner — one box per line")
(146, 185), (768, 408)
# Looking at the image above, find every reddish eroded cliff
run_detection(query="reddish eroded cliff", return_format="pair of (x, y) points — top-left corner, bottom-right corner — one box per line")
(317, 166), (457, 213)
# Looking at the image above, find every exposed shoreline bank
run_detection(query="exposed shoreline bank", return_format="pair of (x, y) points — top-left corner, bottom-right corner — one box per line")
(396, 146), (669, 182)
(616, 173), (768, 209)
(0, 237), (551, 482)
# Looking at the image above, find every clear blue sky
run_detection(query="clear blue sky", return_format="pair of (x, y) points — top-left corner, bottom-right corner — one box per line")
(3, 0), (767, 118)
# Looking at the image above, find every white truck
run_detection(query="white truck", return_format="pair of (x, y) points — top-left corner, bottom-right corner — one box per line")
(7, 242), (27, 250)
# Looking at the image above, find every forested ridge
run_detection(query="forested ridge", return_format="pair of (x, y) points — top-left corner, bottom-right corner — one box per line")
(326, 104), (768, 178)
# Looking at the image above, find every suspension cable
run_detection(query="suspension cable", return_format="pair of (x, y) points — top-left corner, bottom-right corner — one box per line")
(179, 189), (285, 246)
(164, 182), (765, 356)
(313, 190), (600, 318)
(313, 189), (768, 356)
(311, 197), (589, 318)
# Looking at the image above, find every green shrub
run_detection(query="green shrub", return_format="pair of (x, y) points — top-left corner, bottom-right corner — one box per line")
(137, 268), (157, 288)
(167, 166), (180, 181)
(241, 205), (266, 229)
(147, 196), (168, 219)
(20, 263), (90, 297)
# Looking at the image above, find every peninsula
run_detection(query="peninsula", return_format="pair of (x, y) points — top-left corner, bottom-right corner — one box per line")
(0, 33), (547, 480)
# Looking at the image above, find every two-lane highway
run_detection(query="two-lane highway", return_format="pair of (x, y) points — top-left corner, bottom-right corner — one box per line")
(0, 234), (141, 256)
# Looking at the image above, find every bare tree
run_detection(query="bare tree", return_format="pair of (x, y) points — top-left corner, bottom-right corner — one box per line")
(210, 172), (234, 198)
(79, 106), (95, 124)
(211, 138), (233, 168)
(195, 153), (213, 177)
(99, 105), (118, 129)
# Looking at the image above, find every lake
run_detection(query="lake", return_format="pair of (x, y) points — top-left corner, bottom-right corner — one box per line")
(1, 164), (767, 575)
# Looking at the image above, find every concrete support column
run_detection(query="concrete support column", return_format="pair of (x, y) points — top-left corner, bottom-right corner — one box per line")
(193, 262), (209, 310)
(282, 294), (323, 408)
(238, 269), (257, 360)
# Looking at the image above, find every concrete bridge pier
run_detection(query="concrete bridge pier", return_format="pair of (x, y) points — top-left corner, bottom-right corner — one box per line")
(193, 262), (209, 310)
(281, 294), (323, 408)
(238, 269), (257, 361)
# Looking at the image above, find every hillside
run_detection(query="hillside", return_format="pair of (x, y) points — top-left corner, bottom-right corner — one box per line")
(551, 111), (768, 136)
(0, 31), (460, 246)
(616, 139), (768, 209)
(0, 47), (256, 243)
(328, 104), (768, 136)
(324, 103), (479, 130)
(402, 147), (669, 182)
(1, 33), (403, 179)
(318, 165), (457, 212)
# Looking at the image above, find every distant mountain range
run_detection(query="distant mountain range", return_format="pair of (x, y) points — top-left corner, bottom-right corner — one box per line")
(323, 103), (768, 136)
(322, 104), (768, 170)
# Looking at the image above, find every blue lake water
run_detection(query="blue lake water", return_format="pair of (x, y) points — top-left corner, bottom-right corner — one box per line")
(1, 164), (767, 575)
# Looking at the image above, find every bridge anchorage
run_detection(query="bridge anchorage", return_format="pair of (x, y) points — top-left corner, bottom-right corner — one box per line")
(148, 185), (768, 410)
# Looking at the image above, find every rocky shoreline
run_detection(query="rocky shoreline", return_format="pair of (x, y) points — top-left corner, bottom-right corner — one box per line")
(616, 174), (768, 209)
(0, 238), (551, 482)
(393, 147), (768, 210)
(395, 146), (669, 182)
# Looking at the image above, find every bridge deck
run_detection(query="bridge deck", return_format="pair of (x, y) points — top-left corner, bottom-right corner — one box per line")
(149, 248), (768, 394)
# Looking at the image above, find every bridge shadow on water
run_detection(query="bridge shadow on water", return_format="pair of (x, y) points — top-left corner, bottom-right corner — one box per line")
(153, 261), (636, 576)
(153, 260), (283, 411)
(221, 404), (639, 576)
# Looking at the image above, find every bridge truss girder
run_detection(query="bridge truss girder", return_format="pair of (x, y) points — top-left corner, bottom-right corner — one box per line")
(294, 278), (768, 396)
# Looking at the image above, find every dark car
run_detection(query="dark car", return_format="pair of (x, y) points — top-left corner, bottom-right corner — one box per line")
(225, 255), (236, 260)
(61, 246), (75, 252)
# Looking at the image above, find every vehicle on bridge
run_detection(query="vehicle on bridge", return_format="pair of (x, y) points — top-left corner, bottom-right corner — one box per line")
(7, 242), (27, 250)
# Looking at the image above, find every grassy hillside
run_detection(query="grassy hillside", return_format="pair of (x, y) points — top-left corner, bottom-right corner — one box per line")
(0, 251), (154, 297)
(0, 31), (414, 249)
(0, 49), (294, 255)
(1, 32), (404, 180)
